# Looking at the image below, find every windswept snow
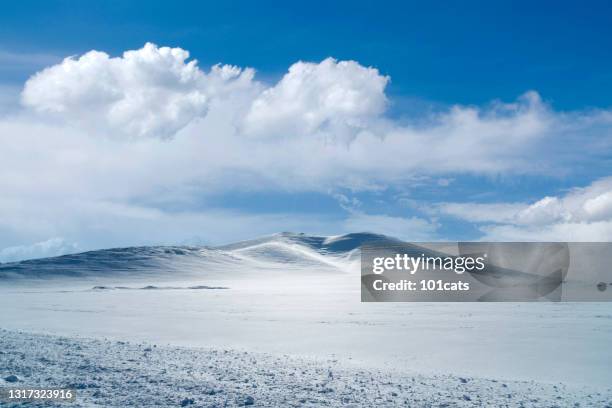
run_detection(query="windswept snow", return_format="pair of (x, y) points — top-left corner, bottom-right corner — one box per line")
(1, 233), (612, 406)
(0, 232), (373, 284)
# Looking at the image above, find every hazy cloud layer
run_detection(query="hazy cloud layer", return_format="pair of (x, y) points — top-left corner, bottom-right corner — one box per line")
(1, 43), (611, 259)
(0, 238), (78, 263)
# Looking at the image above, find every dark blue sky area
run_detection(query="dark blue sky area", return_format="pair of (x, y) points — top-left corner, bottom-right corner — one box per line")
(2, 0), (612, 110)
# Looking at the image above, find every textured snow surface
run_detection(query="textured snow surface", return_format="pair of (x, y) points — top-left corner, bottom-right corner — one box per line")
(1, 233), (612, 406)
(1, 329), (611, 408)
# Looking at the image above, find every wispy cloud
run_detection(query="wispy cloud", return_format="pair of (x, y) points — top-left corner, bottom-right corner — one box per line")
(435, 177), (612, 241)
(0, 49), (61, 74)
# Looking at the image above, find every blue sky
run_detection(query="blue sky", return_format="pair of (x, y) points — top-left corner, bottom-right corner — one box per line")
(1, 1), (612, 261)
(3, 1), (612, 108)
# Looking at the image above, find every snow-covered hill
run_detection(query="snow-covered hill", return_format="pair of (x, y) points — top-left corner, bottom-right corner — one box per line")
(0, 232), (392, 282)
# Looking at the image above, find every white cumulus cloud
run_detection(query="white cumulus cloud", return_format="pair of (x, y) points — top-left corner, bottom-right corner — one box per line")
(244, 58), (389, 139)
(21, 42), (255, 139)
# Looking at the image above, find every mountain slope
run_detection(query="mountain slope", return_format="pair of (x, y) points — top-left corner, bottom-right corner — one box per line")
(0, 232), (392, 281)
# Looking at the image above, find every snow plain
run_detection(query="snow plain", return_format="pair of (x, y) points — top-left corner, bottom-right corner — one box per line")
(1, 233), (611, 407)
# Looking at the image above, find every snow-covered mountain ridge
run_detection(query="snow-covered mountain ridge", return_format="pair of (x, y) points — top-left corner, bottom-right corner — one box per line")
(0, 232), (397, 281)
